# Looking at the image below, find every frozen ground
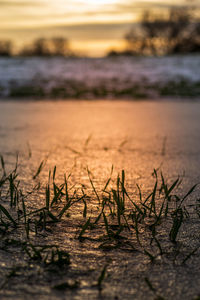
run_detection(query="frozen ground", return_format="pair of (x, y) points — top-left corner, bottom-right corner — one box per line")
(0, 100), (200, 299)
(0, 55), (200, 98)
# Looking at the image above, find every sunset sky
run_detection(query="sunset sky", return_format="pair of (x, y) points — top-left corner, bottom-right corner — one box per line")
(0, 0), (199, 56)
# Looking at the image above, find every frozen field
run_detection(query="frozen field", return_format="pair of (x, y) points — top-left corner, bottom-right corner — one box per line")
(0, 100), (200, 299)
(0, 55), (200, 98)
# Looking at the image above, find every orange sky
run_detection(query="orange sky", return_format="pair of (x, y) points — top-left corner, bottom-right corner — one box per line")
(0, 0), (199, 56)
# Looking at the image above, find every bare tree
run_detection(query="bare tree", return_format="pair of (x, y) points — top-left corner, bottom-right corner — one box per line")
(33, 38), (50, 56)
(125, 7), (200, 55)
(0, 40), (12, 56)
(51, 37), (70, 56)
(20, 37), (71, 57)
(20, 38), (49, 56)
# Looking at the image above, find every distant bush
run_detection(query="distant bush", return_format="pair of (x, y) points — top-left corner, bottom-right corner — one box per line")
(107, 50), (134, 57)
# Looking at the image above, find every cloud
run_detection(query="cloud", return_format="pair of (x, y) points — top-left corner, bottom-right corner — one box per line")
(0, 0), (43, 6)
(115, 0), (200, 11)
(2, 22), (133, 40)
(1, 0), (199, 41)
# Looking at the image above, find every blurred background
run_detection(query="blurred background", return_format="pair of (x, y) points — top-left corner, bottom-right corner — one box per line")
(1, 0), (200, 57)
(0, 0), (200, 99)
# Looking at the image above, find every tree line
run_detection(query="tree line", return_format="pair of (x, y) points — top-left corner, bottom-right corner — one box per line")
(0, 37), (72, 57)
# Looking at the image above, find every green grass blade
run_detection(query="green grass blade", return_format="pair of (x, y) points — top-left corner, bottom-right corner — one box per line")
(87, 167), (100, 203)
(97, 264), (108, 290)
(78, 218), (91, 240)
(0, 204), (17, 227)
(33, 160), (45, 180)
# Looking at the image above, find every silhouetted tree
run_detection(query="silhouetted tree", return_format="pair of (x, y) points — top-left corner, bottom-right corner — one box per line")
(20, 37), (71, 56)
(20, 38), (49, 56)
(32, 38), (50, 56)
(125, 7), (200, 55)
(51, 37), (70, 56)
(0, 40), (12, 56)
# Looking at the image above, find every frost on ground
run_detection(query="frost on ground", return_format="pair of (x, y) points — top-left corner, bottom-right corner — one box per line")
(0, 55), (200, 99)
